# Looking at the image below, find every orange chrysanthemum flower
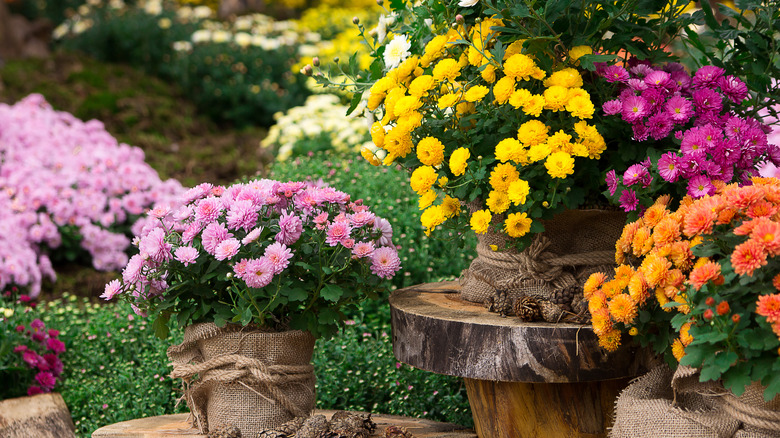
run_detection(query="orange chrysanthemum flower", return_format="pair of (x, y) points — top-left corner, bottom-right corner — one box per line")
(608, 294), (638, 324)
(680, 321), (694, 346)
(632, 226), (654, 257)
(750, 218), (780, 256)
(669, 241), (694, 270)
(756, 294), (780, 324)
(652, 217), (682, 247)
(671, 338), (686, 361)
(716, 207), (737, 225)
(688, 260), (722, 290)
(655, 288), (671, 311)
(614, 265), (635, 289)
(748, 200), (778, 219)
(662, 268), (685, 289)
(774, 273), (780, 291)
(641, 252), (671, 288)
(588, 290), (607, 313)
(602, 279), (625, 299)
(731, 239), (768, 276)
(617, 221), (643, 255)
(642, 203), (668, 228)
(583, 272), (607, 300)
(597, 328), (622, 352)
(734, 218), (760, 236)
(590, 307), (613, 337)
(728, 184), (764, 211)
(628, 272), (649, 305)
(682, 204), (715, 237)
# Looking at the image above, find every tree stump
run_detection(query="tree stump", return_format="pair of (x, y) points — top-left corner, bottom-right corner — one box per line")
(390, 281), (656, 438)
(0, 392), (76, 438)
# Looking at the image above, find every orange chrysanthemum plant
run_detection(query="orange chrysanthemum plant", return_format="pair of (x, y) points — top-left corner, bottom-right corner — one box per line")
(586, 177), (780, 399)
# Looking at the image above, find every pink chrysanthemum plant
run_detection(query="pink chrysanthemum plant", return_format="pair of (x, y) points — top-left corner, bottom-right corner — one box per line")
(585, 177), (780, 400)
(597, 61), (780, 217)
(103, 179), (401, 339)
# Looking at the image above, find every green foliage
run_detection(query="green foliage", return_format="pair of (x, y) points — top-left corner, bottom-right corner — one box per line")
(269, 152), (478, 289)
(7, 0), (89, 26)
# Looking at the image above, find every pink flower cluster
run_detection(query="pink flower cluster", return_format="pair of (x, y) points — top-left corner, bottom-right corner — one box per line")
(599, 62), (779, 210)
(13, 318), (66, 396)
(0, 94), (185, 296)
(103, 178), (401, 308)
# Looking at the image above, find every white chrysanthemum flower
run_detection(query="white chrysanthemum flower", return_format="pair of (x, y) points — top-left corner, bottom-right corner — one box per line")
(458, 0), (479, 6)
(52, 24), (69, 40)
(234, 32), (252, 48)
(109, 0), (124, 9)
(383, 34), (411, 69)
(212, 30), (232, 43)
(144, 0), (163, 15)
(173, 41), (193, 52)
(193, 6), (213, 19)
(191, 29), (211, 44)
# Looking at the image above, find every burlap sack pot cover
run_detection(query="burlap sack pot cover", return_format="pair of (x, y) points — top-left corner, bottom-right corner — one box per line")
(460, 207), (626, 322)
(610, 365), (780, 438)
(167, 323), (316, 435)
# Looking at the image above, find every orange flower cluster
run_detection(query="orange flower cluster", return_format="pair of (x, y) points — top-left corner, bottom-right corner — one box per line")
(586, 178), (780, 354)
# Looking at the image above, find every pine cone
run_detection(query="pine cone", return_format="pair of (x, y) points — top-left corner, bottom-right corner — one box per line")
(550, 286), (577, 308)
(295, 415), (332, 438)
(385, 425), (415, 438)
(277, 417), (307, 436)
(329, 418), (369, 438)
(513, 295), (542, 322)
(486, 289), (512, 317)
(207, 424), (242, 438)
(257, 431), (288, 438)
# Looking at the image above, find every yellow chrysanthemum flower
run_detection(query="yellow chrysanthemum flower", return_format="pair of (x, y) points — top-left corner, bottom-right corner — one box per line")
(597, 328), (622, 352)
(493, 76), (515, 104)
(489, 162), (520, 192)
(410, 165), (438, 194)
(398, 111), (423, 130)
(393, 95), (423, 118)
(508, 88), (532, 109)
(464, 85), (490, 102)
(381, 87), (406, 124)
(416, 136), (445, 166)
(543, 67), (584, 88)
(449, 147), (470, 176)
(671, 338), (686, 361)
(433, 58), (461, 82)
(546, 130), (574, 153)
(504, 212), (532, 238)
(566, 95), (595, 119)
(438, 176), (448, 188)
(409, 75), (436, 97)
(528, 142), (552, 163)
(396, 55), (420, 82)
(502, 39), (526, 60)
(507, 179), (530, 206)
(504, 53), (537, 81)
(420, 205), (447, 235)
(544, 151), (575, 178)
(517, 120), (549, 147)
(442, 195), (461, 217)
(486, 190), (510, 214)
(418, 189), (437, 210)
(568, 45), (593, 63)
(494, 137), (523, 163)
(543, 85), (569, 112)
(470, 209), (492, 234)
(481, 64), (497, 83)
(438, 93), (460, 109)
(422, 34), (448, 62)
(360, 145), (385, 166)
(522, 95), (545, 117)
(370, 122), (385, 148)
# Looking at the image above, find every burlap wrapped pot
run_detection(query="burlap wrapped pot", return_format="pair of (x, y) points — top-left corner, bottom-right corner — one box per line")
(610, 365), (780, 438)
(460, 206), (627, 322)
(167, 323), (316, 435)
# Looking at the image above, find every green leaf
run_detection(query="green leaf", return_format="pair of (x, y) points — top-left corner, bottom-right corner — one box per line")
(722, 363), (753, 397)
(346, 91), (364, 116)
(213, 314), (227, 328)
(240, 306), (253, 326)
(286, 287), (309, 302)
(152, 314), (170, 339)
(321, 284), (344, 302)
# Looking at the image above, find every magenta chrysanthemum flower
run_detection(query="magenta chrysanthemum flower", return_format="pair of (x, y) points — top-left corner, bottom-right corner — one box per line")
(657, 152), (681, 182)
(602, 99), (622, 115)
(370, 246), (401, 279)
(718, 75), (748, 104)
(621, 95), (649, 123)
(175, 246), (199, 266)
(139, 227), (172, 263)
(276, 211), (303, 245)
(241, 227), (264, 245)
(226, 200), (259, 232)
(622, 164), (649, 187)
(22, 350), (41, 367)
(665, 95), (693, 123)
(724, 116), (750, 141)
(101, 279), (122, 300)
(687, 174), (715, 198)
(692, 65), (725, 88)
(264, 242), (293, 274)
(35, 371), (56, 390)
(194, 196), (223, 224)
(647, 111), (674, 140)
(326, 221), (352, 246)
(644, 70), (672, 89)
(214, 238), (241, 261)
(46, 338), (65, 354)
(43, 353), (63, 376)
(602, 65), (629, 83)
(618, 189), (639, 212)
(680, 128), (708, 157)
(630, 64), (653, 78)
(243, 257), (275, 288)
(374, 217), (393, 247)
(606, 170), (619, 196)
(640, 88), (665, 112)
(352, 241), (375, 258)
(670, 70), (692, 90)
(201, 222), (231, 255)
(692, 88), (722, 114)
(626, 78), (648, 92)
(27, 386), (44, 396)
(632, 123), (650, 142)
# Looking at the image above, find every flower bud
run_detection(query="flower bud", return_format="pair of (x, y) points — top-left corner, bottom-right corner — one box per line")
(455, 14), (465, 24)
(300, 65), (313, 76)
(333, 56), (340, 63)
(731, 314), (741, 324)
(703, 308), (714, 321)
(376, 0), (383, 5)
(716, 301), (730, 316)
(705, 296), (715, 306)
(628, 327), (638, 336)
(713, 275), (725, 286)
(312, 57), (320, 67)
(352, 16), (360, 25)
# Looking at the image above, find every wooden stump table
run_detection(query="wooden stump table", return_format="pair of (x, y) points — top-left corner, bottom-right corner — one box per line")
(91, 411), (476, 437)
(390, 281), (655, 438)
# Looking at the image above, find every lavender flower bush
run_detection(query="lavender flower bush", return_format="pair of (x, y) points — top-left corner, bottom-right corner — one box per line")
(104, 179), (402, 339)
(0, 94), (185, 297)
(599, 62), (779, 213)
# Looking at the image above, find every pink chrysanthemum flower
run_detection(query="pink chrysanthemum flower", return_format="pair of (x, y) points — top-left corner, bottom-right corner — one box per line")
(243, 257), (275, 288)
(148, 204), (171, 219)
(692, 88), (723, 113)
(241, 227), (264, 245)
(665, 95), (693, 123)
(644, 70), (672, 89)
(692, 65), (725, 88)
(264, 242), (293, 274)
(313, 212), (329, 230)
(233, 258), (250, 278)
(370, 247), (401, 279)
(621, 95), (649, 123)
(326, 221), (352, 246)
(619, 189), (639, 212)
(602, 99), (622, 116)
(214, 238), (241, 261)
(687, 174), (715, 198)
(349, 211), (376, 228)
(352, 241), (375, 259)
(226, 199), (259, 232)
(194, 196), (223, 224)
(182, 182), (213, 205)
(342, 238), (355, 249)
(374, 217), (393, 247)
(657, 152), (681, 182)
(174, 246), (199, 266)
(623, 164), (650, 187)
(718, 75), (748, 104)
(35, 371), (56, 390)
(46, 338), (65, 354)
(606, 170), (619, 196)
(123, 254), (146, 284)
(201, 222), (231, 255)
(181, 222), (203, 244)
(602, 65), (629, 83)
(101, 279), (122, 300)
(139, 227), (172, 263)
(724, 116), (750, 141)
(647, 111), (674, 141)
(276, 211), (303, 245)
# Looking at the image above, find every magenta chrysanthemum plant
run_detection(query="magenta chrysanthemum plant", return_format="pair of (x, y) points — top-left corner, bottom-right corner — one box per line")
(104, 178), (401, 339)
(597, 62), (779, 215)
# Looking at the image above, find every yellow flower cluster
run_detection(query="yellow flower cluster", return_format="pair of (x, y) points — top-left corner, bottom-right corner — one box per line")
(364, 17), (606, 238)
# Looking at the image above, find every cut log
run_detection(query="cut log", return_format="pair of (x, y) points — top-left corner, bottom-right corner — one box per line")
(0, 392), (76, 438)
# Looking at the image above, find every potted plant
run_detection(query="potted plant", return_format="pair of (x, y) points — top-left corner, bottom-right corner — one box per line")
(104, 178), (401, 435)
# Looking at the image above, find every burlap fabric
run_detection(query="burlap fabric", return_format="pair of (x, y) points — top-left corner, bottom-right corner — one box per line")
(610, 365), (780, 438)
(167, 323), (316, 435)
(460, 207), (626, 322)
